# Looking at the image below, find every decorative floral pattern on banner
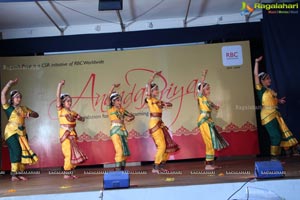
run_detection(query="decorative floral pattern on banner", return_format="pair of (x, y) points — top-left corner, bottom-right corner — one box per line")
(77, 121), (257, 142)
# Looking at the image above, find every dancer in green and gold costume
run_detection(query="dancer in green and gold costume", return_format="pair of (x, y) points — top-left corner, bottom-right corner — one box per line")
(197, 70), (228, 170)
(1, 78), (39, 181)
(106, 84), (135, 171)
(254, 56), (299, 159)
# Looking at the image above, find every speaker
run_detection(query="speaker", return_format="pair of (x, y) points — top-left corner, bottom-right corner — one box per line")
(99, 0), (123, 11)
(103, 171), (130, 189)
(254, 161), (285, 179)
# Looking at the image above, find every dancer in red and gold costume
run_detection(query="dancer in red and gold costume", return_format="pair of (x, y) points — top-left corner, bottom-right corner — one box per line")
(56, 80), (87, 179)
(145, 71), (179, 174)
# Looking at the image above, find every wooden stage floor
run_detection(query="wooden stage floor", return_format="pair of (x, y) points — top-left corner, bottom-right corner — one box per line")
(1, 156), (300, 198)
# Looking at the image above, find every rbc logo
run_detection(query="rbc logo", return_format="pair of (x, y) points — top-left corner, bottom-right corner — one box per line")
(226, 52), (239, 58)
(222, 45), (243, 67)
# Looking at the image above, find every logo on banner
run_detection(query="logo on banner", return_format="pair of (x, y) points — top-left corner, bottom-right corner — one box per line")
(222, 45), (243, 67)
(240, 1), (299, 15)
(240, 1), (254, 16)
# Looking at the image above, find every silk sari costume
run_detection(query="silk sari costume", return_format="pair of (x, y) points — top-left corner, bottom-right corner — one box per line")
(255, 84), (298, 156)
(197, 93), (229, 161)
(146, 97), (179, 165)
(57, 106), (87, 171)
(108, 106), (131, 168)
(2, 103), (38, 174)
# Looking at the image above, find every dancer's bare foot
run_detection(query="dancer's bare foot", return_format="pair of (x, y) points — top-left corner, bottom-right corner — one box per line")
(205, 165), (215, 170)
(71, 175), (78, 179)
(64, 175), (78, 179)
(205, 165), (221, 170)
(152, 168), (170, 174)
(17, 176), (28, 181)
(63, 175), (73, 179)
(11, 176), (20, 181)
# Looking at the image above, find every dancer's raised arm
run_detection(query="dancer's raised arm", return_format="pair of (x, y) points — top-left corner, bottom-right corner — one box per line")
(1, 78), (18, 105)
(106, 83), (120, 105)
(147, 71), (161, 97)
(198, 69), (208, 95)
(253, 56), (263, 85)
(56, 80), (65, 108)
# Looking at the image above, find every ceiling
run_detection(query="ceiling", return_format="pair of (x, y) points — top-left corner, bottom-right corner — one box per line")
(0, 0), (278, 40)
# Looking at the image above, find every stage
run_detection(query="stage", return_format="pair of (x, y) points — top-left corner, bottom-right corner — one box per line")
(1, 156), (300, 200)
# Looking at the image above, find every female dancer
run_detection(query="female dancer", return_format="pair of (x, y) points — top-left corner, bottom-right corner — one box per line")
(145, 71), (179, 174)
(197, 70), (229, 170)
(254, 56), (298, 159)
(1, 78), (39, 181)
(106, 84), (135, 171)
(56, 80), (87, 179)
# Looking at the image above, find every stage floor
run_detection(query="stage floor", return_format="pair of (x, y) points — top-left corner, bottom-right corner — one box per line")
(1, 156), (300, 198)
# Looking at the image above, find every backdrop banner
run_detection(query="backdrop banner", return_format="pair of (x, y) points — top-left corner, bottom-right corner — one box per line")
(1, 41), (259, 169)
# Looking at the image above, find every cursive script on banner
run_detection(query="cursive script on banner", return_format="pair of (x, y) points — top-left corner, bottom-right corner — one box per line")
(48, 68), (200, 126)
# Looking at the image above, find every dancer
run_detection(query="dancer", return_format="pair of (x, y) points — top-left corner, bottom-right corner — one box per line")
(1, 78), (39, 181)
(145, 71), (179, 174)
(56, 80), (87, 179)
(197, 70), (229, 170)
(254, 56), (298, 159)
(106, 83), (135, 171)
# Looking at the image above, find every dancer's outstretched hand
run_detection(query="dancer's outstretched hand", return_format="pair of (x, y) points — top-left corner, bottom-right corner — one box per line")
(255, 56), (263, 63)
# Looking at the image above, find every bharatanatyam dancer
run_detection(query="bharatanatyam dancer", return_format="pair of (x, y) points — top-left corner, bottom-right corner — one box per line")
(145, 71), (179, 174)
(1, 78), (39, 181)
(197, 70), (229, 170)
(254, 56), (299, 159)
(106, 83), (135, 171)
(56, 80), (87, 179)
